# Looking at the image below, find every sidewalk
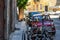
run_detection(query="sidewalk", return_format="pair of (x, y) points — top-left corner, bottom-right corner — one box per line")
(9, 21), (27, 40)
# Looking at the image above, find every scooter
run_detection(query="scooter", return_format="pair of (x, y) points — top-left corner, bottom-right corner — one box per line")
(47, 32), (54, 40)
(31, 30), (42, 40)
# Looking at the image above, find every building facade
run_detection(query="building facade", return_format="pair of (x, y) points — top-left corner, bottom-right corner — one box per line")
(26, 0), (57, 12)
(0, 0), (17, 40)
(56, 0), (60, 5)
(49, 0), (60, 12)
(4, 0), (17, 40)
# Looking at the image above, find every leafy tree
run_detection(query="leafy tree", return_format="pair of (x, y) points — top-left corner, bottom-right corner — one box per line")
(17, 0), (28, 9)
(17, 0), (28, 20)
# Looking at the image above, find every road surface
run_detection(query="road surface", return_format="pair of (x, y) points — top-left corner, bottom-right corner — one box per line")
(52, 18), (60, 40)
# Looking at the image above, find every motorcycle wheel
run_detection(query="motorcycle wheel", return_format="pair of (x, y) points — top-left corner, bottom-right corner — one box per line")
(41, 35), (47, 40)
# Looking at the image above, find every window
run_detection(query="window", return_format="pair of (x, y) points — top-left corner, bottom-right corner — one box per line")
(34, 0), (40, 2)
(36, 5), (38, 10)
(45, 6), (48, 12)
(37, 0), (40, 2)
(34, 0), (36, 2)
(33, 5), (35, 10)
(40, 4), (42, 9)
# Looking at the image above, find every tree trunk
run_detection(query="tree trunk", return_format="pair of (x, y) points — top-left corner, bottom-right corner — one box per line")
(19, 8), (24, 20)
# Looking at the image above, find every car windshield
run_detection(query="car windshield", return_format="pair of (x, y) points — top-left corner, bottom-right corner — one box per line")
(43, 15), (50, 20)
(32, 15), (43, 21)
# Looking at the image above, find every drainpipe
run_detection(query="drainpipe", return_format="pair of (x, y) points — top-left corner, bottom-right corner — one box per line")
(5, 0), (10, 40)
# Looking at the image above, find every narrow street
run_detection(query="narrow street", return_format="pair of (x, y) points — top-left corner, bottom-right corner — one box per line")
(52, 17), (60, 40)
(9, 15), (60, 40)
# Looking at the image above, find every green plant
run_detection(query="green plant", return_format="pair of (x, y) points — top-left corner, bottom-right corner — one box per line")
(17, 0), (28, 9)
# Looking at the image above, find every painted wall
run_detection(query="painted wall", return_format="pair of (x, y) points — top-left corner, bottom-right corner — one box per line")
(26, 0), (57, 12)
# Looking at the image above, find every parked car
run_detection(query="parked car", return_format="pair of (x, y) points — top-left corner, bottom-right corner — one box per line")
(27, 12), (41, 26)
(27, 14), (43, 40)
(32, 14), (56, 36)
(27, 14), (43, 32)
